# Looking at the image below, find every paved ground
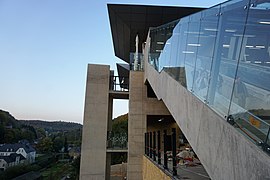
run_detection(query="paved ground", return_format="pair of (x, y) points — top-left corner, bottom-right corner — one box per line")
(165, 160), (210, 180)
(177, 165), (210, 180)
(110, 176), (123, 180)
(110, 159), (210, 180)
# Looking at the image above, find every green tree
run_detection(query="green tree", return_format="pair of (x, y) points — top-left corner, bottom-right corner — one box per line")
(21, 129), (35, 142)
(13, 129), (21, 142)
(36, 128), (46, 138)
(72, 155), (81, 179)
(0, 124), (5, 143)
(53, 136), (64, 152)
(4, 129), (15, 143)
(37, 137), (53, 153)
(64, 136), (68, 153)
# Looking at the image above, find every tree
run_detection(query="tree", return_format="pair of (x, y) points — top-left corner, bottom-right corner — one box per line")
(53, 136), (64, 152)
(37, 137), (53, 153)
(21, 129), (35, 142)
(72, 155), (81, 179)
(36, 128), (46, 138)
(0, 124), (5, 143)
(64, 136), (68, 153)
(4, 129), (16, 143)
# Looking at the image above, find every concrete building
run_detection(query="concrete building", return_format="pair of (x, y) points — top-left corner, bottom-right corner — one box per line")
(80, 0), (270, 179)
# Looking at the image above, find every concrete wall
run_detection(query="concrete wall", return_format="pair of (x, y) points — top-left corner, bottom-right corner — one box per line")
(142, 156), (171, 180)
(144, 62), (270, 180)
(80, 64), (110, 180)
(128, 71), (170, 180)
(110, 163), (127, 179)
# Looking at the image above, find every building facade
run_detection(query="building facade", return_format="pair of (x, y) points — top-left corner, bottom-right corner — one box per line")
(0, 153), (26, 171)
(0, 143), (36, 165)
(80, 0), (270, 179)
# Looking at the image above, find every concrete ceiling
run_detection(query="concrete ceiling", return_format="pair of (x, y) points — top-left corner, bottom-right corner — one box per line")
(107, 4), (204, 63)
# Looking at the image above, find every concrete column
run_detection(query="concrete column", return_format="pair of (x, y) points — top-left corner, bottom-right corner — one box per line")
(128, 71), (145, 180)
(106, 96), (113, 179)
(80, 64), (110, 180)
(128, 71), (170, 180)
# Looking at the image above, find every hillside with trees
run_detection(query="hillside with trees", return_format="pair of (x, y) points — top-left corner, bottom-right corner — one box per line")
(0, 110), (37, 143)
(0, 110), (82, 148)
(111, 113), (128, 165)
(0, 109), (82, 179)
(112, 113), (128, 134)
(20, 120), (82, 133)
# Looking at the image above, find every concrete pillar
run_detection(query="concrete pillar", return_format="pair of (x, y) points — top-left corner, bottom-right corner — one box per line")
(80, 64), (110, 180)
(128, 71), (145, 180)
(106, 96), (113, 179)
(128, 71), (170, 180)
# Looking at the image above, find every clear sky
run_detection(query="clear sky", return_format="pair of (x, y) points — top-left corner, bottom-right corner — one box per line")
(0, 0), (224, 124)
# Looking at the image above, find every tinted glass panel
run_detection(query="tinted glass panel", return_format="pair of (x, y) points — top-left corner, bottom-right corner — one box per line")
(193, 6), (220, 101)
(229, 0), (270, 144)
(207, 0), (250, 117)
(169, 23), (180, 68)
(149, 29), (159, 70)
(175, 18), (189, 87)
(184, 13), (202, 91)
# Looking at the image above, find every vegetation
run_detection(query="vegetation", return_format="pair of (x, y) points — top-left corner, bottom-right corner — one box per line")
(0, 164), (40, 179)
(0, 155), (56, 179)
(0, 110), (37, 143)
(111, 114), (128, 165)
(0, 109), (82, 152)
(41, 161), (72, 180)
(72, 155), (81, 179)
(0, 109), (82, 179)
(112, 113), (128, 134)
(0, 110), (129, 178)
(20, 120), (82, 133)
(36, 137), (54, 153)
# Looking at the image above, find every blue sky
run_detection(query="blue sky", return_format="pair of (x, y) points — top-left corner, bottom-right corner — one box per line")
(0, 0), (224, 124)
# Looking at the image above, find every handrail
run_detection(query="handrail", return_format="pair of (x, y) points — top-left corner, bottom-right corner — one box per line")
(110, 76), (129, 91)
(107, 131), (128, 149)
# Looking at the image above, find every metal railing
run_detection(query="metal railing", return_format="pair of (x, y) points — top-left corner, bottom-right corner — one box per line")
(109, 76), (129, 91)
(130, 53), (144, 71)
(227, 113), (270, 155)
(107, 131), (128, 149)
(145, 128), (177, 176)
(145, 129), (211, 179)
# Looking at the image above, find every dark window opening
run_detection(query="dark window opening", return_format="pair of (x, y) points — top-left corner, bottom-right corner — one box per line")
(146, 81), (157, 98)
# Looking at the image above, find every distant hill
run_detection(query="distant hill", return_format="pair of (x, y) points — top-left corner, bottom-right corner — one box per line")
(0, 109), (82, 144)
(0, 110), (19, 128)
(0, 110), (37, 143)
(112, 113), (128, 134)
(113, 113), (128, 123)
(20, 120), (82, 133)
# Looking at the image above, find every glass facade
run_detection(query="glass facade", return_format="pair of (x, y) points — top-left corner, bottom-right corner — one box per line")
(148, 0), (270, 153)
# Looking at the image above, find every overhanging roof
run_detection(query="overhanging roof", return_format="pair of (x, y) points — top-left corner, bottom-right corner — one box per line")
(108, 4), (204, 63)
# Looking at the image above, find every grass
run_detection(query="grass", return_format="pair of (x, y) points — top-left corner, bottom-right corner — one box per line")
(41, 161), (76, 180)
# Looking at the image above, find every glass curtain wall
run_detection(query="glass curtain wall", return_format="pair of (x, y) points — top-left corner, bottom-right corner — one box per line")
(148, 0), (270, 152)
